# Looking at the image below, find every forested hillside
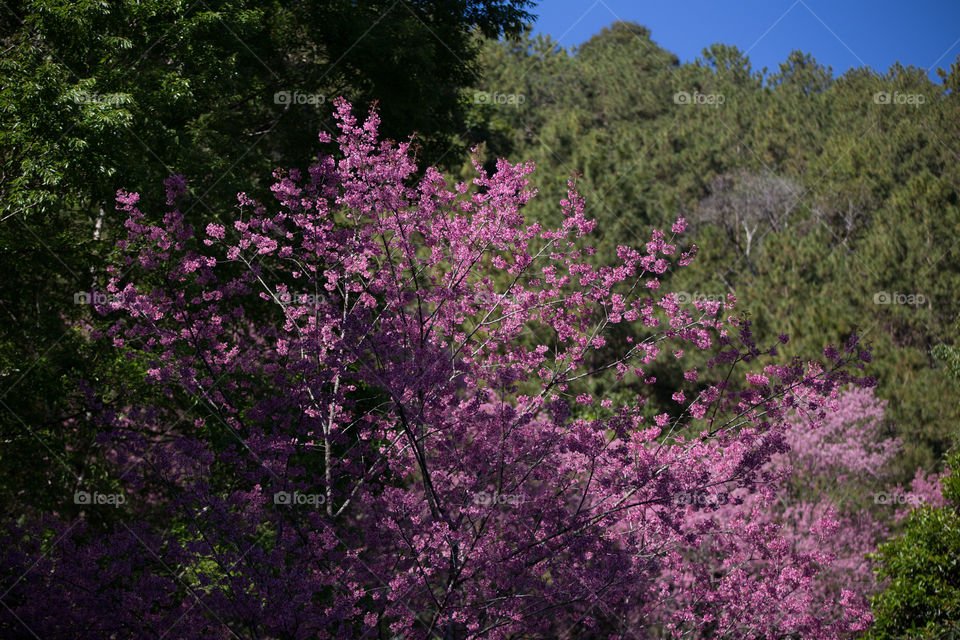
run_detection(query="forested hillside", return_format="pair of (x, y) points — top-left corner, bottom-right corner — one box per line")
(468, 21), (960, 480)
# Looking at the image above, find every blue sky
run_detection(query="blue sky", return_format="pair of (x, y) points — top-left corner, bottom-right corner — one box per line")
(530, 0), (960, 83)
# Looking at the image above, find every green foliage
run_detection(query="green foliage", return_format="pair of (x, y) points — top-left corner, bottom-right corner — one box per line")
(932, 326), (960, 389)
(868, 452), (960, 639)
(467, 21), (960, 480)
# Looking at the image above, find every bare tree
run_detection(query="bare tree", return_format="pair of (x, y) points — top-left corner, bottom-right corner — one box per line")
(695, 169), (805, 273)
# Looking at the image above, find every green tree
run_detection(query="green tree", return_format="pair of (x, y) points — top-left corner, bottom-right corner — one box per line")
(868, 450), (960, 639)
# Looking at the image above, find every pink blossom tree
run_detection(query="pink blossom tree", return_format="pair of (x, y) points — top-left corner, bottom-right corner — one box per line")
(671, 385), (947, 637)
(0, 99), (875, 639)
(767, 386), (946, 604)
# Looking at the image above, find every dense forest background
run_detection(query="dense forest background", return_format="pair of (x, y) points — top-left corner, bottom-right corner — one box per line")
(466, 22), (960, 483)
(2, 1), (959, 637)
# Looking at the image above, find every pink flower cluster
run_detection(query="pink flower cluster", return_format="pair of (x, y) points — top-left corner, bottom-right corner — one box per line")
(0, 99), (875, 639)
